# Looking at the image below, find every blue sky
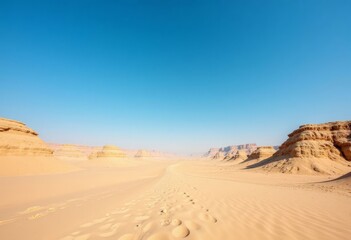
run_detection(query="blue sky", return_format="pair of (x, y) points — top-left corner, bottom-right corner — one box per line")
(1, 0), (350, 155)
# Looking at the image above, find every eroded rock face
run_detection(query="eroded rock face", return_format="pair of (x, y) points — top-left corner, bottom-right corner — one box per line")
(95, 145), (126, 158)
(232, 150), (248, 161)
(205, 144), (257, 159)
(213, 151), (225, 160)
(247, 121), (351, 175)
(203, 148), (221, 158)
(274, 121), (351, 161)
(247, 146), (276, 161)
(0, 118), (53, 156)
(223, 150), (238, 160)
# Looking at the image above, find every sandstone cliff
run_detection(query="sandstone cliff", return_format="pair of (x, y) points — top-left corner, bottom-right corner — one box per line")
(248, 121), (351, 174)
(246, 146), (276, 162)
(0, 117), (75, 176)
(0, 118), (53, 156)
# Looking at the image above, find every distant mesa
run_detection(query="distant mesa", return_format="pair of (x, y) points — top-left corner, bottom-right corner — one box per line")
(134, 149), (176, 158)
(204, 144), (257, 160)
(90, 145), (126, 159)
(135, 149), (152, 158)
(247, 121), (351, 175)
(205, 148), (221, 158)
(49, 143), (101, 160)
(134, 149), (163, 158)
(0, 117), (53, 156)
(50, 144), (85, 160)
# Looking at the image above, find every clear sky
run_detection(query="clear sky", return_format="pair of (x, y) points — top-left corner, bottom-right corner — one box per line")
(1, 0), (350, 155)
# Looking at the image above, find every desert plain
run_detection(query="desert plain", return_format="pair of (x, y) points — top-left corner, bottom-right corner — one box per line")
(0, 117), (350, 240)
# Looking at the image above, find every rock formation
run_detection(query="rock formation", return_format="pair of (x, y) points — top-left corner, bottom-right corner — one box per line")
(223, 150), (238, 161)
(0, 117), (75, 176)
(92, 145), (126, 159)
(213, 151), (225, 160)
(134, 149), (177, 158)
(0, 118), (53, 156)
(248, 121), (351, 174)
(205, 144), (257, 159)
(246, 146), (276, 162)
(203, 148), (221, 158)
(230, 150), (248, 162)
(274, 121), (351, 161)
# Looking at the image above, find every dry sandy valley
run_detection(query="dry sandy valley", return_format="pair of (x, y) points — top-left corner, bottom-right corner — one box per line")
(0, 117), (351, 240)
(0, 160), (350, 240)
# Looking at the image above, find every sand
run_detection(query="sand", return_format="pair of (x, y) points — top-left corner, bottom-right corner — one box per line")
(0, 158), (350, 240)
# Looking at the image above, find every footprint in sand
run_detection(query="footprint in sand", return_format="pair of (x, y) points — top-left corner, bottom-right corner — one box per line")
(160, 218), (171, 226)
(172, 225), (190, 238)
(184, 220), (201, 230)
(171, 219), (182, 226)
(199, 213), (217, 223)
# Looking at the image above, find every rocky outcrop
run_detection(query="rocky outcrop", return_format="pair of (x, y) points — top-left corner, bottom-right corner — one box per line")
(213, 151), (225, 160)
(274, 121), (351, 161)
(92, 145), (126, 159)
(223, 150), (237, 161)
(247, 146), (276, 162)
(0, 118), (53, 156)
(248, 121), (351, 175)
(205, 144), (257, 160)
(231, 150), (248, 162)
(203, 148), (221, 158)
(0, 117), (76, 176)
(236, 144), (258, 154)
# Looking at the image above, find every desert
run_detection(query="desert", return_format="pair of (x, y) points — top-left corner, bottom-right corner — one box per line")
(1, 1), (351, 239)
(0, 117), (350, 240)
